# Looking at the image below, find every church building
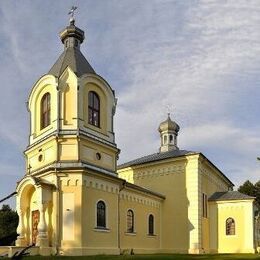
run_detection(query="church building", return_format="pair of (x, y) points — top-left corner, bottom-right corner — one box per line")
(0, 17), (258, 256)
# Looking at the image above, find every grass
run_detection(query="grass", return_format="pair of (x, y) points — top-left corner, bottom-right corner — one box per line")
(22, 254), (260, 260)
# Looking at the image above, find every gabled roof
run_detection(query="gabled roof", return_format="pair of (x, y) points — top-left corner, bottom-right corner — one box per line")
(118, 149), (195, 169)
(209, 191), (255, 201)
(48, 47), (95, 77)
(118, 150), (234, 187)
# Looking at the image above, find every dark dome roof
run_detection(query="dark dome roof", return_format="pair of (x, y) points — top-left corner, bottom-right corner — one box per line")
(48, 21), (96, 77)
(48, 47), (95, 77)
(158, 115), (180, 133)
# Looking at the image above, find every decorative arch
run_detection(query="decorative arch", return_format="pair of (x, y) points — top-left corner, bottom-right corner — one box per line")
(27, 75), (58, 142)
(79, 74), (117, 137)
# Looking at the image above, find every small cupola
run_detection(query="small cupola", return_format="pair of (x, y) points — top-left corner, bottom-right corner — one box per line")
(158, 113), (180, 152)
(59, 18), (85, 50)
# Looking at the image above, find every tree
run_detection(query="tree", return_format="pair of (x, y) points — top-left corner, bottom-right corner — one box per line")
(0, 204), (19, 245)
(254, 180), (260, 209)
(238, 180), (260, 210)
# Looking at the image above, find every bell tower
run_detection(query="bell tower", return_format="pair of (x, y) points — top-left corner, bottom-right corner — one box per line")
(16, 12), (119, 251)
(24, 15), (118, 176)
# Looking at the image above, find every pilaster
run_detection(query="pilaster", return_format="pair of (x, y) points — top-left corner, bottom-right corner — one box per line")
(186, 155), (202, 253)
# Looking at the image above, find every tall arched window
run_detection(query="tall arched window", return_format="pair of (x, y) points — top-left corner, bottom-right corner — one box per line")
(127, 209), (134, 233)
(97, 200), (106, 228)
(88, 91), (100, 127)
(148, 214), (154, 235)
(41, 93), (51, 129)
(226, 218), (235, 235)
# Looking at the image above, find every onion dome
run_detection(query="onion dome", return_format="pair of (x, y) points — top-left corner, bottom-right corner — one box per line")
(158, 113), (180, 134)
(158, 114), (180, 153)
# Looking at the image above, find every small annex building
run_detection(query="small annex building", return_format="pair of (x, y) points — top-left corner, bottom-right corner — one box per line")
(0, 18), (258, 257)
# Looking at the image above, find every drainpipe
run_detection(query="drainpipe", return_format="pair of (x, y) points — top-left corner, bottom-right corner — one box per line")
(118, 180), (126, 254)
(55, 79), (61, 255)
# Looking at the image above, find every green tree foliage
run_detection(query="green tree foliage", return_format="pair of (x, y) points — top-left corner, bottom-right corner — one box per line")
(0, 204), (18, 240)
(238, 180), (260, 209)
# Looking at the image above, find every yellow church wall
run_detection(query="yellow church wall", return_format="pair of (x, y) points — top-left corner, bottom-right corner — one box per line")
(81, 176), (119, 252)
(118, 157), (190, 252)
(185, 154), (203, 254)
(28, 75), (58, 145)
(78, 75), (116, 143)
(199, 159), (232, 253)
(209, 202), (218, 253)
(25, 137), (57, 173)
(58, 137), (78, 161)
(216, 200), (255, 253)
(118, 154), (235, 254)
(60, 179), (83, 249)
(80, 138), (117, 171)
(119, 189), (162, 253)
(83, 82), (108, 135)
(59, 68), (78, 129)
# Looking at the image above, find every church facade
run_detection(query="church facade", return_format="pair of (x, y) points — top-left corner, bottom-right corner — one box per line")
(0, 19), (258, 256)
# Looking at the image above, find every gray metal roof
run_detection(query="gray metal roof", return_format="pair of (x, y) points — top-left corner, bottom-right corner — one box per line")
(118, 149), (195, 169)
(209, 191), (255, 201)
(48, 47), (95, 77)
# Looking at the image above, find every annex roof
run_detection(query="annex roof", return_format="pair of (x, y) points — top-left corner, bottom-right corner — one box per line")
(208, 191), (255, 201)
(118, 149), (195, 169)
(118, 149), (234, 187)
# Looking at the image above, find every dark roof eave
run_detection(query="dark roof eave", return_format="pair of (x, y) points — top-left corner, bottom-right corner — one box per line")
(118, 150), (195, 169)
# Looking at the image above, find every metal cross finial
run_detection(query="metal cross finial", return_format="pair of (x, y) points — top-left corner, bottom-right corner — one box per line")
(68, 6), (77, 24)
(165, 104), (173, 118)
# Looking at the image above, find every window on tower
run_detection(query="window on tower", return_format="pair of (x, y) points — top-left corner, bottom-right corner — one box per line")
(40, 93), (51, 130)
(88, 91), (100, 127)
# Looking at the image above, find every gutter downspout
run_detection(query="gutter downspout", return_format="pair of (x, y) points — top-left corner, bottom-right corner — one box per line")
(118, 180), (126, 254)
(55, 79), (61, 255)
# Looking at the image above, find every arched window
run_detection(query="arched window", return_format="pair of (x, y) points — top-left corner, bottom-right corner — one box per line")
(127, 210), (134, 233)
(97, 200), (106, 228)
(88, 91), (100, 127)
(148, 214), (154, 235)
(226, 218), (235, 235)
(41, 93), (51, 129)
(169, 135), (173, 143)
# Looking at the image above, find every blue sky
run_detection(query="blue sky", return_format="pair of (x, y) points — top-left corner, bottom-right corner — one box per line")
(0, 0), (260, 208)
